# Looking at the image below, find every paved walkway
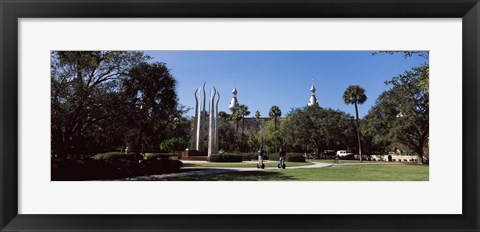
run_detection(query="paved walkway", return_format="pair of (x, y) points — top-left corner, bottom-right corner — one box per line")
(118, 161), (408, 181)
(120, 161), (332, 181)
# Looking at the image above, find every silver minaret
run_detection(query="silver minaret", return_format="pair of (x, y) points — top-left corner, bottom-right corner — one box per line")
(228, 87), (239, 113)
(308, 79), (319, 107)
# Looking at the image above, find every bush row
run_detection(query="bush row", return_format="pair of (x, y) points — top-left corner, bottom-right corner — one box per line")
(92, 152), (134, 160)
(52, 157), (183, 181)
(286, 154), (306, 162)
(208, 154), (243, 162)
(93, 152), (181, 161)
(257, 153), (305, 162)
(218, 152), (270, 161)
(143, 153), (179, 160)
(208, 153), (305, 162)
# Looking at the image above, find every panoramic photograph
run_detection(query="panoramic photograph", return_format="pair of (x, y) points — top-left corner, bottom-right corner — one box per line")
(51, 50), (429, 181)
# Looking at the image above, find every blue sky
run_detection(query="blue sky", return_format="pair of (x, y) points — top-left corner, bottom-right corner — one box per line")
(145, 51), (427, 118)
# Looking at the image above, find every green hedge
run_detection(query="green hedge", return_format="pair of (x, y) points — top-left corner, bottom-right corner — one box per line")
(208, 154), (243, 162)
(239, 153), (253, 161)
(51, 157), (183, 181)
(268, 154), (279, 161)
(286, 153), (305, 162)
(143, 153), (178, 160)
(250, 153), (270, 160)
(215, 153), (271, 161)
(92, 152), (133, 160)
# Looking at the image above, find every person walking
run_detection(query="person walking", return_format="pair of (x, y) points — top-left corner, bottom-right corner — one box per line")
(278, 147), (286, 169)
(257, 147), (265, 169)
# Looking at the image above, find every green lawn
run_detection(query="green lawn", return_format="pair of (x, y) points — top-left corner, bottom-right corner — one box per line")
(164, 164), (428, 181)
(307, 159), (389, 164)
(183, 161), (312, 168)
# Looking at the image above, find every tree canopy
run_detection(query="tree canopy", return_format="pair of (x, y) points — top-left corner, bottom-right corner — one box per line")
(363, 64), (429, 163)
(51, 51), (189, 158)
(281, 106), (356, 154)
(268, 105), (282, 130)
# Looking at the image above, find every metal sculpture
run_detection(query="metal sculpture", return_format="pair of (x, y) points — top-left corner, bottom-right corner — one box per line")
(193, 83), (220, 156)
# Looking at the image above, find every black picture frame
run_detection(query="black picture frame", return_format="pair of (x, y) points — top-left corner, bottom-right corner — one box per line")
(1, 0), (479, 231)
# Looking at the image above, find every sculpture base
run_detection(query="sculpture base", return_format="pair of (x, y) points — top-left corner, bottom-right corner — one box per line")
(180, 156), (208, 161)
(181, 150), (208, 161)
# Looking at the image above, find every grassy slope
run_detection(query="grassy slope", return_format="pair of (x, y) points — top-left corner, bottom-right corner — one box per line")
(165, 164), (429, 181)
(307, 159), (390, 164)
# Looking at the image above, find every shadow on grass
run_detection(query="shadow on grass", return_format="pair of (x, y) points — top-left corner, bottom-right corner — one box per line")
(160, 169), (297, 181)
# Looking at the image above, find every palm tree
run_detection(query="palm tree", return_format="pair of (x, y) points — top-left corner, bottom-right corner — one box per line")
(231, 110), (242, 132)
(268, 105), (282, 130)
(255, 110), (261, 130)
(255, 110), (261, 121)
(343, 85), (367, 162)
(269, 106), (282, 152)
(218, 111), (230, 121)
(238, 105), (251, 136)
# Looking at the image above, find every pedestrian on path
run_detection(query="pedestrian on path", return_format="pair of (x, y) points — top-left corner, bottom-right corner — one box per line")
(278, 147), (286, 169)
(257, 147), (265, 169)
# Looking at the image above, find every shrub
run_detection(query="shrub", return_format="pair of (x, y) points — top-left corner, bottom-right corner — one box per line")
(250, 153), (270, 160)
(143, 153), (175, 160)
(207, 154), (222, 162)
(316, 151), (336, 159)
(139, 159), (183, 173)
(286, 153), (305, 162)
(51, 157), (183, 181)
(92, 151), (132, 160)
(240, 153), (252, 161)
(268, 153), (279, 161)
(340, 154), (356, 160)
(208, 154), (243, 162)
(159, 137), (189, 152)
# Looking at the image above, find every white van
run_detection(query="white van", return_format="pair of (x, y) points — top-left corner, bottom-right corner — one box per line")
(336, 150), (353, 157)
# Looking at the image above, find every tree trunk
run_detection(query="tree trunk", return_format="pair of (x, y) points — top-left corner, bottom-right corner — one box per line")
(242, 117), (245, 136)
(355, 102), (363, 162)
(416, 145), (424, 164)
(415, 133), (427, 164)
(417, 151), (424, 164)
(242, 117), (245, 151)
(135, 123), (143, 160)
(274, 117), (277, 130)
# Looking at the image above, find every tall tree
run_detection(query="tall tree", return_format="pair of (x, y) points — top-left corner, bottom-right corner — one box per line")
(255, 110), (261, 130)
(238, 105), (251, 135)
(236, 105), (250, 151)
(218, 111), (230, 121)
(369, 64), (429, 164)
(268, 105), (282, 130)
(231, 109), (242, 133)
(343, 85), (367, 162)
(268, 105), (282, 152)
(282, 106), (356, 154)
(123, 62), (179, 156)
(371, 51), (429, 163)
(217, 111), (236, 151)
(51, 51), (149, 158)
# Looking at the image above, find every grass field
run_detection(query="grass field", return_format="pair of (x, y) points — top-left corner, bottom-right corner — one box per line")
(163, 164), (429, 181)
(183, 161), (312, 168)
(307, 159), (389, 164)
